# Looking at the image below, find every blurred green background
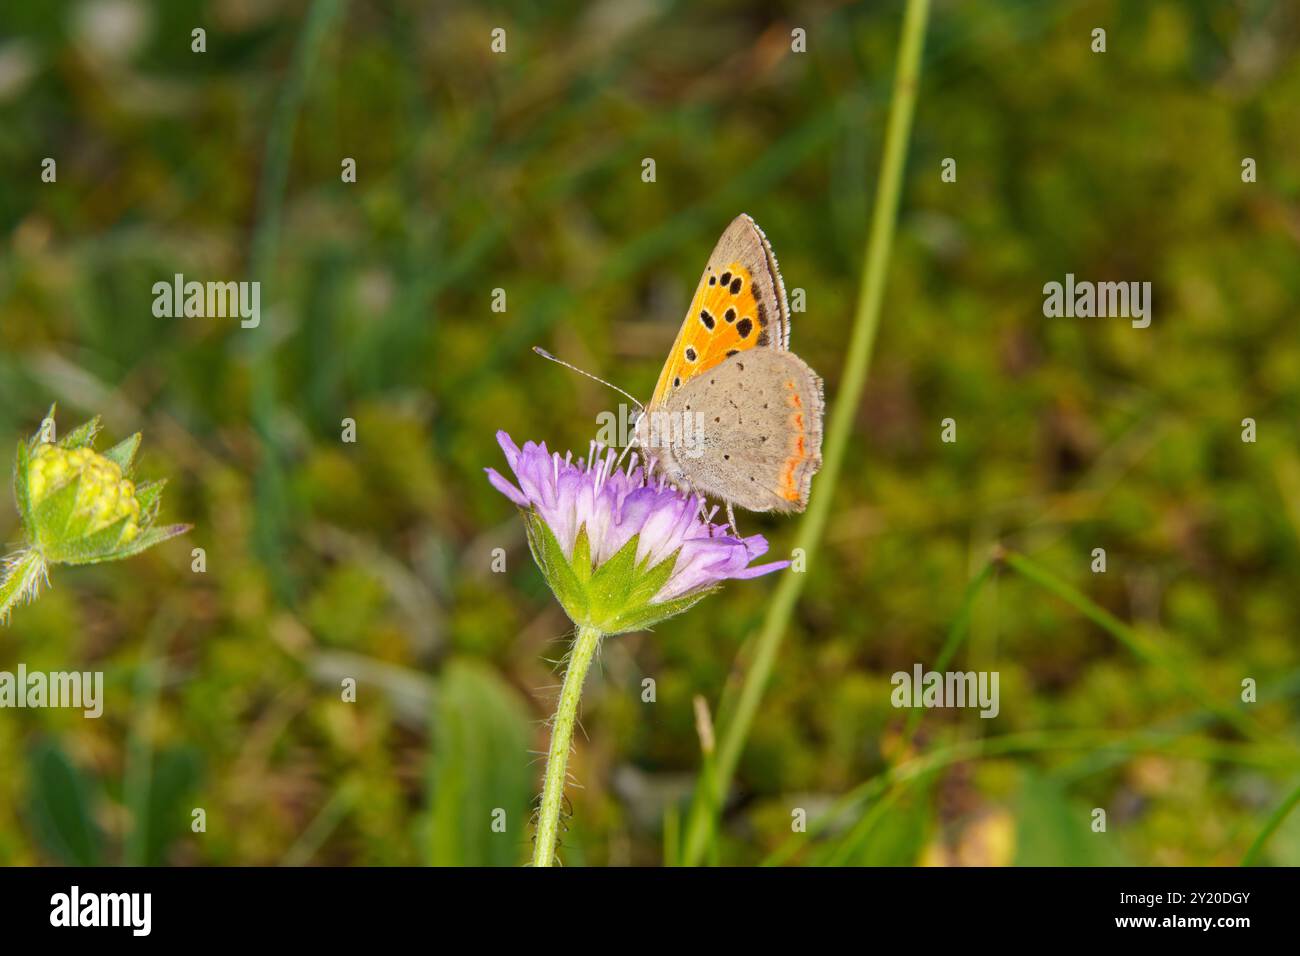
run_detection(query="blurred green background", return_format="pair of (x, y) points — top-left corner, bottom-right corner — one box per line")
(1, 0), (1298, 866)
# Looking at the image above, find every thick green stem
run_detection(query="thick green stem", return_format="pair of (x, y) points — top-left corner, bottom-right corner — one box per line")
(532, 624), (603, 867)
(0, 549), (47, 625)
(681, 0), (932, 866)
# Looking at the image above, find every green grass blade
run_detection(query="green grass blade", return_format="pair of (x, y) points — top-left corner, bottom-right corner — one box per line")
(1241, 777), (1300, 866)
(1001, 549), (1263, 742)
(682, 0), (933, 867)
(901, 560), (995, 746)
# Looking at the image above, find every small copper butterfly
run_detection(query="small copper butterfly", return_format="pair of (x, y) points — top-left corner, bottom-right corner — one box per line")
(633, 214), (824, 530)
(535, 215), (824, 532)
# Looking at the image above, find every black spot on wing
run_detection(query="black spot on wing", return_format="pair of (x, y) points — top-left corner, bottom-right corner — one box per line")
(736, 317), (753, 339)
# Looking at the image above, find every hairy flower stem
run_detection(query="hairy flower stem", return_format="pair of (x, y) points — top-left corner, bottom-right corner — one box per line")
(533, 624), (603, 867)
(0, 549), (47, 624)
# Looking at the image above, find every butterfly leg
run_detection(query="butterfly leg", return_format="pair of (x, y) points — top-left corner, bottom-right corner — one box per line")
(726, 502), (740, 538)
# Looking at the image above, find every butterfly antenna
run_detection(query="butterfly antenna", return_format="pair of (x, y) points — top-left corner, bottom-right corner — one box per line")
(532, 347), (644, 413)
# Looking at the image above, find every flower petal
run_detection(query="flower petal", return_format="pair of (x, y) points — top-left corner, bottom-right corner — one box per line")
(484, 467), (528, 508)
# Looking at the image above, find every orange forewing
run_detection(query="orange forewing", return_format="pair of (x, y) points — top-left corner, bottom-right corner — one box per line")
(648, 260), (769, 408)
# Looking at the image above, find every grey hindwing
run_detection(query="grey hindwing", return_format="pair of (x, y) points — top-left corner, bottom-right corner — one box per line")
(663, 350), (824, 513)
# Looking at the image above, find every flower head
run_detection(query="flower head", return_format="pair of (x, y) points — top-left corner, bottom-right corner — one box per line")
(2, 406), (191, 625)
(486, 430), (788, 633)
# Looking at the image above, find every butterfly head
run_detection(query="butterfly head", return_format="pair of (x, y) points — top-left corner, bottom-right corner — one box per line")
(633, 405), (705, 491)
(631, 409), (665, 474)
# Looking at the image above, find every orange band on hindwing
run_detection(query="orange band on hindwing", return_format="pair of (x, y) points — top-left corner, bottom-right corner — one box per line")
(778, 380), (813, 501)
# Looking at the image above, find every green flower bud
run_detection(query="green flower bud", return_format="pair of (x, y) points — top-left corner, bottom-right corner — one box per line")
(2, 406), (192, 625)
(28, 444), (144, 555)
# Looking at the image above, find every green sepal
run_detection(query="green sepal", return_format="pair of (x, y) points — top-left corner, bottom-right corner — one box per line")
(99, 523), (193, 563)
(48, 515), (134, 565)
(571, 526), (593, 586)
(0, 554), (31, 618)
(585, 534), (639, 625)
(605, 587), (718, 634)
(102, 433), (142, 474)
(58, 416), (102, 451)
(13, 441), (33, 533)
(625, 552), (679, 610)
(30, 473), (82, 548)
(523, 512), (588, 625)
(134, 479), (166, 524)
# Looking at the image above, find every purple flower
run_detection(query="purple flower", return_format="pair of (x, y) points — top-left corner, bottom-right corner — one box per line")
(486, 431), (788, 632)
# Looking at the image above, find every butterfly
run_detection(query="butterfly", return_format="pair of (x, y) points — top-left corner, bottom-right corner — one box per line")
(632, 214), (824, 532)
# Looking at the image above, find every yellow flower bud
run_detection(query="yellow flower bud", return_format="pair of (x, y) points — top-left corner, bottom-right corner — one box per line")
(4, 411), (191, 624)
(28, 443), (142, 543)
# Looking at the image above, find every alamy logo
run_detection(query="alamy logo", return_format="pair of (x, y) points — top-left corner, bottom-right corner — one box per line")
(152, 274), (261, 328)
(891, 664), (1000, 718)
(1042, 273), (1151, 328)
(0, 664), (102, 717)
(50, 886), (151, 936)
